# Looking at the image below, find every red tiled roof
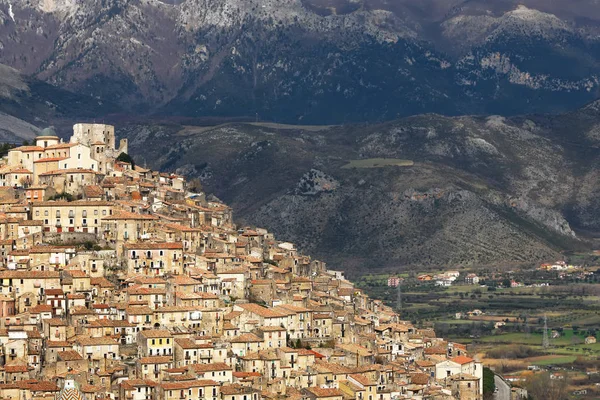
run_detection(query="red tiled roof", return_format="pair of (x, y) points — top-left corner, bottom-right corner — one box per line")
(304, 387), (343, 398)
(33, 157), (67, 163)
(160, 380), (219, 390)
(451, 356), (474, 365)
(103, 211), (158, 221)
(124, 241), (182, 250)
(84, 185), (104, 198)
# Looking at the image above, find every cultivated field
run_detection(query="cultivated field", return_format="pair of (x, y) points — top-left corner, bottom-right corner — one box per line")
(341, 158), (414, 169)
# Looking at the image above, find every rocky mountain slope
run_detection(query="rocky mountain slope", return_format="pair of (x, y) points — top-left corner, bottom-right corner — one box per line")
(0, 62), (118, 142)
(1, 0), (600, 123)
(120, 102), (600, 275)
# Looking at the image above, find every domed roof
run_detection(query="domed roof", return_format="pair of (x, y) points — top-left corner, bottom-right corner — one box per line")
(56, 377), (86, 400)
(40, 127), (58, 137)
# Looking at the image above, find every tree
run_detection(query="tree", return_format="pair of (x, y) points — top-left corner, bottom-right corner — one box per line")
(0, 143), (16, 157)
(483, 367), (496, 400)
(526, 372), (568, 400)
(188, 177), (203, 193)
(116, 152), (135, 168)
(49, 192), (74, 202)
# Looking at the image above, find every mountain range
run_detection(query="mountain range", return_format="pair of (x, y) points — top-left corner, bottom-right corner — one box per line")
(1, 0), (600, 123)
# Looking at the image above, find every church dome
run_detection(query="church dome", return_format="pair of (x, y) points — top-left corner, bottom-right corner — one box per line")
(56, 376), (86, 400)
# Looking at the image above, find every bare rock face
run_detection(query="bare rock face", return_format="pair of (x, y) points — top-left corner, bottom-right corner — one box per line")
(1, 0), (600, 122)
(295, 169), (340, 195)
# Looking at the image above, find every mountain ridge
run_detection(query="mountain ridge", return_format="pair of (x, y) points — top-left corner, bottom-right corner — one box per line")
(2, 0), (600, 123)
(117, 102), (600, 275)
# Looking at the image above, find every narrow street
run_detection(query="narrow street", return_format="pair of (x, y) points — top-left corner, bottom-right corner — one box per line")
(494, 375), (511, 400)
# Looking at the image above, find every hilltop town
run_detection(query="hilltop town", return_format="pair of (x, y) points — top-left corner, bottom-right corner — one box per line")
(0, 124), (487, 400)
